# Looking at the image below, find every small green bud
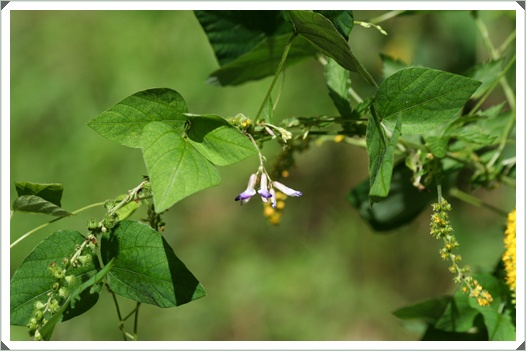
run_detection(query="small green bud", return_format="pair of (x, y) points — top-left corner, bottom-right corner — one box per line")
(34, 300), (46, 310)
(87, 218), (99, 230)
(33, 309), (43, 321)
(104, 199), (116, 211)
(58, 287), (68, 298)
(34, 330), (42, 341)
(103, 215), (117, 229)
(52, 282), (60, 290)
(77, 255), (92, 266)
(65, 275), (76, 285)
(49, 299), (60, 313)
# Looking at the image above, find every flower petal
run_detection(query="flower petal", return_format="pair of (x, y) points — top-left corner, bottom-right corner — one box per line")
(273, 181), (302, 197)
(235, 174), (258, 204)
(269, 188), (277, 208)
(258, 173), (273, 200)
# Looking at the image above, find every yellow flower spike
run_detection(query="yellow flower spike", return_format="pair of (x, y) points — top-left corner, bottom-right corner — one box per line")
(502, 209), (516, 294)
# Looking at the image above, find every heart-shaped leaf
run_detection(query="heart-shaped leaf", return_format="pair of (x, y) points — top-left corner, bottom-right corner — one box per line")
(141, 121), (220, 212)
(101, 220), (206, 308)
(88, 88), (188, 148)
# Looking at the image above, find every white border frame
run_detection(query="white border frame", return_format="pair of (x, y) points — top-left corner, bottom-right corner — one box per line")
(2, 1), (524, 350)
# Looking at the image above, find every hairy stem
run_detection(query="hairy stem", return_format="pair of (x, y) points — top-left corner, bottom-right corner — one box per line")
(10, 201), (105, 249)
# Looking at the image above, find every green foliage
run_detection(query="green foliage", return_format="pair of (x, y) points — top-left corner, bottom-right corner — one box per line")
(10, 230), (100, 327)
(101, 220), (206, 308)
(88, 88), (188, 148)
(374, 67), (481, 134)
(393, 274), (515, 341)
(15, 182), (64, 207)
(288, 10), (376, 86)
(12, 195), (71, 217)
(141, 121), (222, 212)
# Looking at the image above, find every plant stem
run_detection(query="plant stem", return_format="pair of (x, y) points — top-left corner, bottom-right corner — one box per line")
(255, 33), (297, 123)
(368, 10), (406, 24)
(449, 188), (509, 217)
(133, 302), (141, 341)
(246, 132), (266, 168)
(10, 201), (105, 249)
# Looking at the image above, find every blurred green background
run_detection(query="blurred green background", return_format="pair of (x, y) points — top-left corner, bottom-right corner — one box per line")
(10, 10), (515, 341)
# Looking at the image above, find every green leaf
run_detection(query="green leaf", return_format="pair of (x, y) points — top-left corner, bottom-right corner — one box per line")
(348, 164), (436, 231)
(207, 34), (316, 86)
(194, 10), (291, 66)
(185, 114), (257, 166)
(393, 296), (451, 324)
(15, 181), (64, 207)
(88, 88), (188, 148)
(379, 53), (410, 81)
(467, 274), (515, 341)
(465, 59), (504, 99)
(287, 10), (377, 87)
(10, 230), (99, 327)
(367, 111), (402, 200)
(315, 10), (354, 38)
(375, 67), (482, 134)
(101, 220), (206, 308)
(40, 259), (114, 341)
(141, 121), (220, 212)
(434, 289), (480, 333)
(12, 195), (71, 217)
(325, 57), (352, 117)
(425, 135), (448, 158)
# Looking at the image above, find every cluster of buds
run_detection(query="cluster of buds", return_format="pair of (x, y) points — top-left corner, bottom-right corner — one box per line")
(235, 168), (302, 208)
(429, 199), (493, 307)
(27, 234), (97, 340)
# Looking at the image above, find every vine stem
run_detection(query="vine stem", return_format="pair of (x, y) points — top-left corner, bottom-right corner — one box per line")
(368, 10), (406, 24)
(449, 188), (509, 217)
(246, 132), (266, 169)
(255, 33), (297, 123)
(10, 201), (105, 249)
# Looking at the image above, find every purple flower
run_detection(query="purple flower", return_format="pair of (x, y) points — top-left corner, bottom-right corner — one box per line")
(257, 173), (272, 201)
(235, 173), (257, 205)
(269, 188), (277, 208)
(272, 181), (302, 197)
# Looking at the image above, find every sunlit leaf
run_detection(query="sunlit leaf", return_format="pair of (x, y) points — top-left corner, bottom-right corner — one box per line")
(141, 121), (220, 212)
(88, 88), (188, 148)
(185, 114), (257, 166)
(375, 68), (481, 134)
